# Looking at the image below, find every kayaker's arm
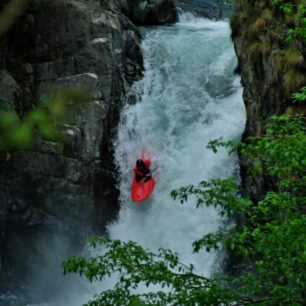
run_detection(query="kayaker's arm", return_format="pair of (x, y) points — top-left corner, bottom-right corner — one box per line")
(139, 175), (150, 184)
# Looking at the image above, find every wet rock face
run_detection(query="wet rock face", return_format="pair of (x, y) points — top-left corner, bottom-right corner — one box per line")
(233, 32), (288, 202)
(0, 0), (145, 298)
(121, 0), (178, 25)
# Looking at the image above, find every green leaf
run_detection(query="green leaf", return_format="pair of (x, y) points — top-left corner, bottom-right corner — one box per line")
(8, 124), (32, 149)
(0, 112), (19, 129)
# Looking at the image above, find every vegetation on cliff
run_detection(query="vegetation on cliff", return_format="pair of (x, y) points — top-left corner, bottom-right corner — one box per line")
(231, 0), (306, 97)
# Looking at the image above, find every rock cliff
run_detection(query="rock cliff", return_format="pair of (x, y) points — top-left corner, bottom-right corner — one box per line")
(0, 0), (177, 301)
(231, 1), (306, 201)
(121, 0), (178, 25)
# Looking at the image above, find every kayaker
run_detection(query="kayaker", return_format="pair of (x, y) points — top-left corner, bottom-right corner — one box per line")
(134, 159), (152, 183)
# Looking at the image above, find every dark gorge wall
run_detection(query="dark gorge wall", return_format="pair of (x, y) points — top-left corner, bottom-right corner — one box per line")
(0, 0), (177, 302)
(231, 1), (306, 201)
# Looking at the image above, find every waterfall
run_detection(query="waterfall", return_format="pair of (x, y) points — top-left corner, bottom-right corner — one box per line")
(111, 12), (245, 281)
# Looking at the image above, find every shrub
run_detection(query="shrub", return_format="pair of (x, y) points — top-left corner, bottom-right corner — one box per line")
(248, 40), (271, 61)
(284, 69), (306, 94)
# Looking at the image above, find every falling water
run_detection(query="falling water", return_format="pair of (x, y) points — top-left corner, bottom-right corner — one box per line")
(111, 13), (246, 281)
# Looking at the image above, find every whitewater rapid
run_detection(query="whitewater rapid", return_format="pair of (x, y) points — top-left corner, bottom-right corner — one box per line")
(111, 13), (246, 278)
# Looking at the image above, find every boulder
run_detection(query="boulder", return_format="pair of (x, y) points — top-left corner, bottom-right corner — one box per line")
(121, 0), (178, 25)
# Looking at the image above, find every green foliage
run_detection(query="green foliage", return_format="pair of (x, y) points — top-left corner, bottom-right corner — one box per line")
(64, 115), (306, 305)
(0, 108), (55, 150)
(287, 21), (306, 41)
(269, 0), (306, 41)
(280, 3), (295, 15)
(284, 69), (306, 95)
(209, 115), (306, 191)
(292, 86), (306, 102)
(204, 115), (306, 304)
(235, 0), (306, 42)
(0, 87), (90, 150)
(242, 115), (306, 190)
(63, 237), (241, 306)
(171, 178), (252, 218)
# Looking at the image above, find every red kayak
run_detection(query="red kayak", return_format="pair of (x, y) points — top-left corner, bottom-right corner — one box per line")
(131, 177), (156, 202)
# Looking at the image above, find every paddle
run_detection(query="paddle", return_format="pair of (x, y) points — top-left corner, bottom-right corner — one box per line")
(150, 167), (158, 173)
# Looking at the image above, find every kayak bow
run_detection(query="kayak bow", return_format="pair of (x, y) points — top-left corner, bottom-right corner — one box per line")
(131, 177), (156, 202)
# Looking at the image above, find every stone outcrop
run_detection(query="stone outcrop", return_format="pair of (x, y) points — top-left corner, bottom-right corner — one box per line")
(121, 0), (178, 25)
(0, 0), (177, 301)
